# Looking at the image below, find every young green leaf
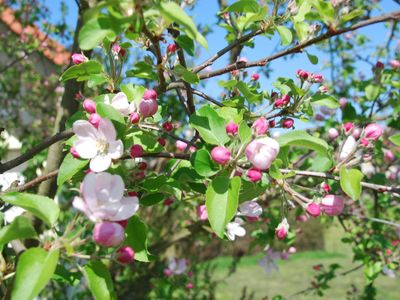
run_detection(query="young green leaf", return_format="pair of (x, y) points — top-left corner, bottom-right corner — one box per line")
(389, 133), (400, 146)
(96, 102), (125, 125)
(0, 216), (37, 246)
(175, 35), (195, 56)
(277, 130), (329, 156)
(276, 26), (293, 46)
(190, 149), (219, 177)
(12, 248), (59, 300)
(57, 153), (89, 187)
(306, 52), (318, 65)
(340, 167), (363, 200)
(237, 82), (263, 103)
(0, 192), (59, 227)
(224, 0), (259, 13)
(173, 65), (200, 84)
(83, 261), (116, 300)
(310, 94), (340, 108)
(124, 216), (155, 262)
(206, 176), (241, 238)
(365, 84), (380, 101)
(238, 121), (252, 144)
(60, 61), (103, 82)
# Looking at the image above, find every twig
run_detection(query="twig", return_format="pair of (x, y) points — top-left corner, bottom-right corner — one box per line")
(5, 170), (59, 193)
(188, 88), (224, 107)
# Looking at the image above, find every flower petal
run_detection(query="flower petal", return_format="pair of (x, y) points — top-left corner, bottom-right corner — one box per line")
(73, 120), (98, 140)
(98, 119), (117, 141)
(108, 196), (139, 221)
(108, 140), (123, 159)
(72, 196), (95, 221)
(90, 155), (112, 172)
(111, 92), (130, 115)
(73, 139), (97, 159)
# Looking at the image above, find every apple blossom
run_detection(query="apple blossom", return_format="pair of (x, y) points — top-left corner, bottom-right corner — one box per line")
(226, 218), (246, 241)
(70, 147), (80, 158)
(251, 73), (260, 81)
(116, 246), (135, 264)
(364, 123), (383, 141)
(82, 99), (96, 114)
(384, 149), (395, 162)
(197, 205), (208, 220)
(88, 113), (101, 128)
(246, 137), (280, 170)
(246, 167), (262, 182)
(320, 195), (344, 216)
(296, 69), (309, 80)
(238, 201), (262, 217)
(252, 117), (269, 135)
(360, 138), (369, 147)
(306, 202), (321, 217)
(139, 90), (158, 117)
(352, 128), (361, 139)
(93, 221), (125, 247)
(130, 144), (143, 158)
(282, 118), (294, 128)
(167, 43), (177, 53)
(176, 140), (188, 151)
(211, 146), (231, 165)
(186, 283), (194, 289)
(129, 112), (140, 124)
(339, 136), (357, 161)
(226, 121), (238, 135)
(73, 172), (139, 222)
(166, 258), (187, 275)
(108, 92), (135, 116)
(71, 53), (87, 64)
(275, 218), (289, 240)
(72, 119), (123, 172)
(328, 128), (339, 140)
(389, 59), (400, 69)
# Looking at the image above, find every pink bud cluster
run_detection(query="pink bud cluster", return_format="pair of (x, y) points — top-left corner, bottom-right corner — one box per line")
(296, 69), (324, 83)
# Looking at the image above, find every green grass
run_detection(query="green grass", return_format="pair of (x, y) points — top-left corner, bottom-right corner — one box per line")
(209, 224), (400, 300)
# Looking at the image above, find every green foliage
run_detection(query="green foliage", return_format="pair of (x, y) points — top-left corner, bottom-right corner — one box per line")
(83, 261), (116, 300)
(60, 61), (104, 82)
(125, 216), (155, 262)
(57, 153), (89, 187)
(0, 216), (37, 246)
(340, 167), (363, 200)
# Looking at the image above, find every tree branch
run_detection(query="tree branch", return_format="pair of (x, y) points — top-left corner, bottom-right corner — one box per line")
(198, 11), (400, 80)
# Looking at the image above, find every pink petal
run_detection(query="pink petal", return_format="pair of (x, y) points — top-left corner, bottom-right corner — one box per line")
(108, 140), (124, 159)
(112, 92), (130, 115)
(108, 196), (139, 221)
(73, 120), (98, 139)
(73, 139), (97, 159)
(90, 155), (112, 172)
(98, 119), (116, 141)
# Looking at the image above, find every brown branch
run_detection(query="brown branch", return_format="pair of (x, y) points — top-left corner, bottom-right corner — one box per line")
(0, 130), (73, 174)
(188, 88), (224, 107)
(197, 11), (400, 80)
(5, 170), (59, 193)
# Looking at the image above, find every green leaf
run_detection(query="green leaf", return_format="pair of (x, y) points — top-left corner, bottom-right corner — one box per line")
(57, 153), (89, 187)
(306, 51), (318, 65)
(238, 121), (251, 144)
(206, 176), (241, 238)
(276, 26), (292, 46)
(60, 61), (103, 82)
(79, 17), (115, 50)
(173, 65), (199, 84)
(126, 62), (158, 80)
(237, 81), (263, 103)
(190, 149), (219, 177)
(365, 84), (380, 101)
(340, 167), (363, 200)
(189, 105), (230, 145)
(341, 9), (364, 23)
(158, 2), (208, 49)
(96, 102), (125, 125)
(175, 35), (195, 56)
(83, 261), (116, 300)
(224, 0), (259, 13)
(121, 84), (145, 109)
(1, 192), (59, 226)
(140, 193), (165, 206)
(125, 216), (155, 262)
(87, 74), (108, 88)
(0, 216), (36, 246)
(309, 155), (332, 172)
(277, 130), (329, 156)
(311, 0), (335, 24)
(293, 21), (309, 42)
(52, 265), (81, 286)
(389, 133), (400, 146)
(12, 248), (59, 300)
(310, 93), (339, 108)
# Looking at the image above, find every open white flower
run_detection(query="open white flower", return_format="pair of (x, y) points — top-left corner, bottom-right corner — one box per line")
(73, 172), (139, 222)
(105, 92), (135, 116)
(73, 118), (123, 172)
(226, 218), (246, 241)
(238, 201), (262, 217)
(167, 258), (187, 275)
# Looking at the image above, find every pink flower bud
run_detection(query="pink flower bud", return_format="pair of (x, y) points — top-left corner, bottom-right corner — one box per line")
(211, 146), (231, 165)
(389, 59), (400, 69)
(70, 147), (80, 158)
(246, 216), (259, 223)
(83, 99), (96, 114)
(252, 117), (269, 135)
(251, 73), (260, 81)
(343, 122), (354, 134)
(360, 138), (369, 147)
(281, 94), (291, 105)
(128, 191), (138, 197)
(375, 61), (384, 69)
(176, 140), (188, 151)
(246, 137), (280, 170)
(197, 205), (208, 220)
(116, 220), (128, 228)
(143, 89), (158, 100)
(306, 202), (321, 217)
(164, 198), (174, 206)
(164, 268), (173, 277)
(93, 222), (125, 247)
(319, 86), (329, 93)
(364, 123), (383, 141)
(230, 70), (239, 77)
(187, 270), (193, 277)
(312, 73), (324, 83)
(296, 69), (309, 80)
(274, 98), (284, 107)
(296, 214), (309, 222)
(339, 136), (357, 161)
(269, 120), (276, 128)
(275, 218), (289, 240)
(246, 167), (262, 182)
(238, 57), (248, 63)
(130, 144), (143, 158)
(288, 246), (296, 254)
(384, 149), (395, 163)
(352, 128), (361, 139)
(320, 195), (344, 216)
(88, 113), (101, 128)
(129, 112), (140, 124)
(186, 283), (194, 289)
(139, 98), (158, 117)
(71, 53), (87, 65)
(282, 118), (294, 129)
(112, 42), (121, 55)
(158, 138), (166, 147)
(133, 171), (145, 180)
(116, 246), (135, 264)
(339, 97), (347, 108)
(226, 121), (238, 135)
(167, 43), (177, 53)
(328, 128), (339, 140)
(321, 182), (331, 193)
(138, 162), (147, 170)
(162, 122), (174, 132)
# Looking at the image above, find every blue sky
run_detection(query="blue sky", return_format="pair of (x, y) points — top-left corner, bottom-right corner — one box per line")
(43, 0), (399, 128)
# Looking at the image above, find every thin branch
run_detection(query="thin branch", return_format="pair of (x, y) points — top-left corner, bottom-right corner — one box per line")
(189, 88), (224, 107)
(197, 11), (400, 80)
(0, 130), (73, 174)
(5, 170), (59, 193)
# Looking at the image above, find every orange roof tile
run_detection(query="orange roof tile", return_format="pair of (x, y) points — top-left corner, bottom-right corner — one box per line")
(0, 4), (71, 66)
